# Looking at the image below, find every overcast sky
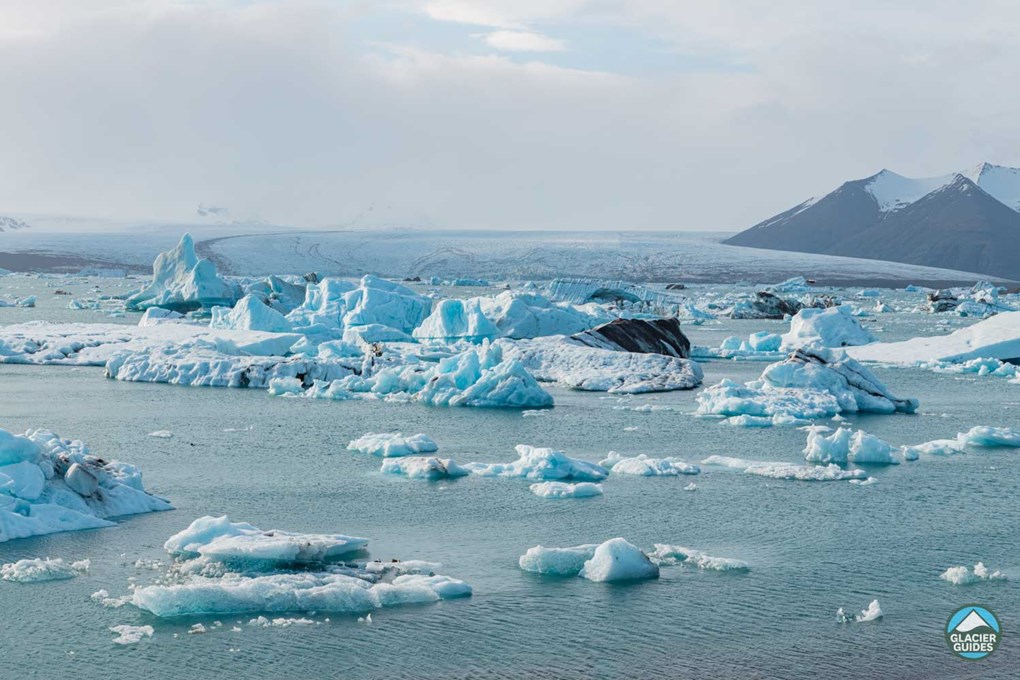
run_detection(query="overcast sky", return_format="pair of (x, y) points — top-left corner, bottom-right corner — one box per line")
(3, 0), (1020, 231)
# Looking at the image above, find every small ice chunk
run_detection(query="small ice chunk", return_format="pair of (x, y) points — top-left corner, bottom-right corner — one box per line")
(940, 562), (1007, 585)
(465, 445), (608, 482)
(380, 457), (469, 480)
(1, 557), (89, 583)
(837, 599), (882, 623)
(110, 624), (154, 645)
(600, 452), (700, 476)
(347, 433), (439, 458)
(648, 544), (749, 571)
(702, 455), (867, 481)
(518, 544), (598, 576)
(529, 481), (604, 499)
(148, 430), (174, 439)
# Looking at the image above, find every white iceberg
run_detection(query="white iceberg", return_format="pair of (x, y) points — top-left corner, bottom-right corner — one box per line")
(702, 455), (867, 481)
(506, 336), (703, 393)
(578, 538), (660, 583)
(849, 311), (1020, 364)
(475, 291), (608, 339)
(380, 457), (469, 480)
(837, 599), (883, 623)
(600, 452), (700, 476)
(529, 481), (604, 498)
(1, 557), (89, 582)
(0, 428), (172, 543)
(647, 545), (749, 571)
(110, 624), (154, 645)
(518, 544), (598, 575)
(287, 275), (430, 336)
(940, 562), (1007, 585)
(126, 234), (239, 312)
(347, 433), (439, 458)
(210, 294), (293, 333)
(464, 445), (608, 482)
(163, 515), (368, 564)
(781, 305), (876, 350)
(803, 427), (900, 465)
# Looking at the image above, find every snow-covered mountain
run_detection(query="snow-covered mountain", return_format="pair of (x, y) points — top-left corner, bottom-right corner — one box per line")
(726, 163), (1020, 280)
(0, 216), (31, 232)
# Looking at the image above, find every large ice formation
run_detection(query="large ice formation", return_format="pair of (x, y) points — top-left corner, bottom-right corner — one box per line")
(126, 234), (239, 312)
(781, 305), (876, 350)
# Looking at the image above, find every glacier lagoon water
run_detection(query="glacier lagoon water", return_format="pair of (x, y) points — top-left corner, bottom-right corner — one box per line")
(0, 293), (1018, 677)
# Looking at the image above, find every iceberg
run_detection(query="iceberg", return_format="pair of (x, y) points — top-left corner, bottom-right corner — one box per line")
(380, 457), (469, 480)
(697, 348), (918, 424)
(702, 455), (867, 481)
(518, 544), (598, 575)
(412, 299), (500, 343)
(529, 481), (604, 498)
(506, 336), (703, 393)
(475, 291), (608, 339)
(347, 433), (439, 458)
(464, 445), (608, 482)
(0, 428), (172, 543)
(904, 426), (1020, 457)
(110, 624), (154, 645)
(571, 318), (691, 358)
(600, 452), (700, 476)
(803, 427), (900, 465)
(1, 557), (89, 582)
(578, 538), (660, 583)
(849, 311), (1020, 365)
(647, 545), (749, 571)
(126, 234), (239, 312)
(287, 275), (430, 336)
(781, 305), (876, 350)
(837, 599), (883, 623)
(138, 307), (186, 326)
(210, 295), (293, 333)
(130, 517), (471, 617)
(940, 562), (1007, 585)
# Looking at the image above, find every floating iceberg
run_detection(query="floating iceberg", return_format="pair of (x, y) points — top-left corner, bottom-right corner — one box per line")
(464, 445), (608, 482)
(697, 348), (917, 424)
(110, 624), (154, 645)
(578, 538), (660, 583)
(781, 305), (876, 350)
(138, 307), (186, 326)
(126, 234), (239, 312)
(347, 433), (439, 458)
(412, 299), (499, 342)
(849, 311), (1020, 364)
(518, 544), (599, 576)
(210, 294), (293, 333)
(413, 343), (554, 408)
(475, 291), (608, 339)
(837, 599), (882, 623)
(130, 517), (471, 617)
(506, 336), (703, 393)
(163, 515), (369, 564)
(904, 426), (1020, 457)
(1, 557), (89, 582)
(647, 545), (749, 571)
(380, 457), (469, 480)
(702, 455), (867, 482)
(287, 275), (430, 336)
(529, 481), (604, 498)
(0, 428), (172, 543)
(940, 562), (1007, 585)
(803, 427), (900, 465)
(600, 452), (700, 476)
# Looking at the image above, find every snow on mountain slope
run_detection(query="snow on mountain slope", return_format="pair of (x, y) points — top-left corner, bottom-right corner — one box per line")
(864, 170), (955, 213)
(964, 162), (1020, 211)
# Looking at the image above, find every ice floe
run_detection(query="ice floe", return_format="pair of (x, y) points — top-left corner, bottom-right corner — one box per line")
(837, 599), (883, 623)
(696, 348), (917, 425)
(347, 433), (439, 458)
(129, 517), (471, 617)
(849, 311), (1020, 364)
(647, 545), (749, 571)
(381, 457), (469, 480)
(781, 305), (876, 350)
(940, 562), (1007, 585)
(0, 427), (172, 543)
(600, 452), (700, 476)
(463, 445), (608, 482)
(1, 557), (90, 582)
(110, 624), (154, 645)
(529, 481), (604, 498)
(701, 455), (867, 482)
